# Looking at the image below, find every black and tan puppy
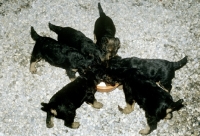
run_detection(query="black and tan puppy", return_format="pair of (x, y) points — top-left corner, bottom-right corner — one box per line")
(106, 55), (188, 92)
(48, 23), (105, 62)
(94, 3), (120, 59)
(30, 26), (95, 81)
(105, 68), (184, 135)
(41, 66), (105, 129)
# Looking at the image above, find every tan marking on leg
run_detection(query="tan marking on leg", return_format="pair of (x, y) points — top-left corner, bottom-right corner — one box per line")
(89, 100), (103, 109)
(139, 125), (150, 135)
(30, 62), (37, 74)
(46, 116), (54, 128)
(156, 81), (169, 92)
(71, 122), (80, 129)
(50, 109), (57, 116)
(118, 102), (135, 114)
(165, 113), (172, 119)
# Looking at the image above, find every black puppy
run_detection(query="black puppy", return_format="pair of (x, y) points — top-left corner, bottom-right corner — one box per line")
(94, 3), (120, 59)
(30, 26), (95, 81)
(41, 66), (105, 129)
(106, 55), (188, 92)
(105, 68), (184, 135)
(48, 23), (105, 62)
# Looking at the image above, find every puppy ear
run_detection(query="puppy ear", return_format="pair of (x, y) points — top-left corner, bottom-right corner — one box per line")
(114, 37), (121, 48)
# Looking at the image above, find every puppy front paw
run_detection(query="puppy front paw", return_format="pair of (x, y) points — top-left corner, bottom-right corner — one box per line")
(30, 66), (37, 74)
(46, 121), (54, 128)
(139, 128), (150, 135)
(71, 122), (80, 129)
(92, 101), (103, 109)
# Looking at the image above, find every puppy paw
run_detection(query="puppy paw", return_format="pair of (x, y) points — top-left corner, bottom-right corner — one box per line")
(118, 104), (134, 114)
(71, 122), (80, 129)
(30, 66), (37, 74)
(165, 113), (172, 119)
(139, 128), (150, 135)
(46, 121), (54, 128)
(92, 101), (103, 109)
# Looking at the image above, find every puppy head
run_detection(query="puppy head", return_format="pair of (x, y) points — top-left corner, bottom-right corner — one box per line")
(101, 37), (120, 60)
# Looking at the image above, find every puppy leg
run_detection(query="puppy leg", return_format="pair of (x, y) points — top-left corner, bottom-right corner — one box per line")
(139, 113), (158, 135)
(85, 93), (103, 109)
(119, 84), (135, 114)
(30, 57), (41, 74)
(46, 111), (54, 128)
(118, 101), (135, 114)
(92, 99), (103, 109)
(64, 110), (80, 129)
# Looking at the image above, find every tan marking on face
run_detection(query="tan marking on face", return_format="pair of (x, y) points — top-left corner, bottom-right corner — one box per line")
(71, 122), (80, 129)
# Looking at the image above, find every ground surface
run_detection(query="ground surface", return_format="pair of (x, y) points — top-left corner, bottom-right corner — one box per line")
(0, 0), (199, 136)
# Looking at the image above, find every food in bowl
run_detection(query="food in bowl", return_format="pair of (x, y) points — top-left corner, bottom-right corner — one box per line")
(97, 82), (119, 92)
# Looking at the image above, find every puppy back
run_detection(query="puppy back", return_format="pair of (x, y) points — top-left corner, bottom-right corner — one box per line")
(30, 26), (40, 41)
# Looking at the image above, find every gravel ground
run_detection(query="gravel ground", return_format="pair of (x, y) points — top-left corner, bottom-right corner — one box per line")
(0, 0), (200, 136)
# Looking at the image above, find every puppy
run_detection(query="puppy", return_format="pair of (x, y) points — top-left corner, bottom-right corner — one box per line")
(48, 23), (105, 62)
(30, 26), (95, 81)
(105, 68), (184, 135)
(94, 3), (120, 59)
(106, 55), (188, 92)
(41, 66), (105, 129)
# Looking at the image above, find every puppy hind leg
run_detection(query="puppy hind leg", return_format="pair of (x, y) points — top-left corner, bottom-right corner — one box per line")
(46, 111), (54, 128)
(64, 111), (80, 129)
(139, 114), (158, 135)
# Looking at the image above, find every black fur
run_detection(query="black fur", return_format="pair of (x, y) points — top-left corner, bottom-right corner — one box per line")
(48, 23), (105, 62)
(41, 67), (106, 128)
(30, 26), (95, 81)
(106, 55), (188, 91)
(94, 3), (120, 59)
(105, 68), (184, 135)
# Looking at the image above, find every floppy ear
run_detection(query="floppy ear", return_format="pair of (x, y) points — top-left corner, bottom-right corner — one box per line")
(114, 37), (121, 48)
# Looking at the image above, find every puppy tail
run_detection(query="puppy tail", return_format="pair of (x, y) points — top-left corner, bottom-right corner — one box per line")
(48, 22), (62, 34)
(41, 102), (50, 112)
(173, 56), (188, 70)
(98, 3), (106, 17)
(30, 26), (41, 41)
(169, 99), (184, 112)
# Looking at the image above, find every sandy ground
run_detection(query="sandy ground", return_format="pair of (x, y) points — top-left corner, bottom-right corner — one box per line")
(0, 0), (199, 136)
